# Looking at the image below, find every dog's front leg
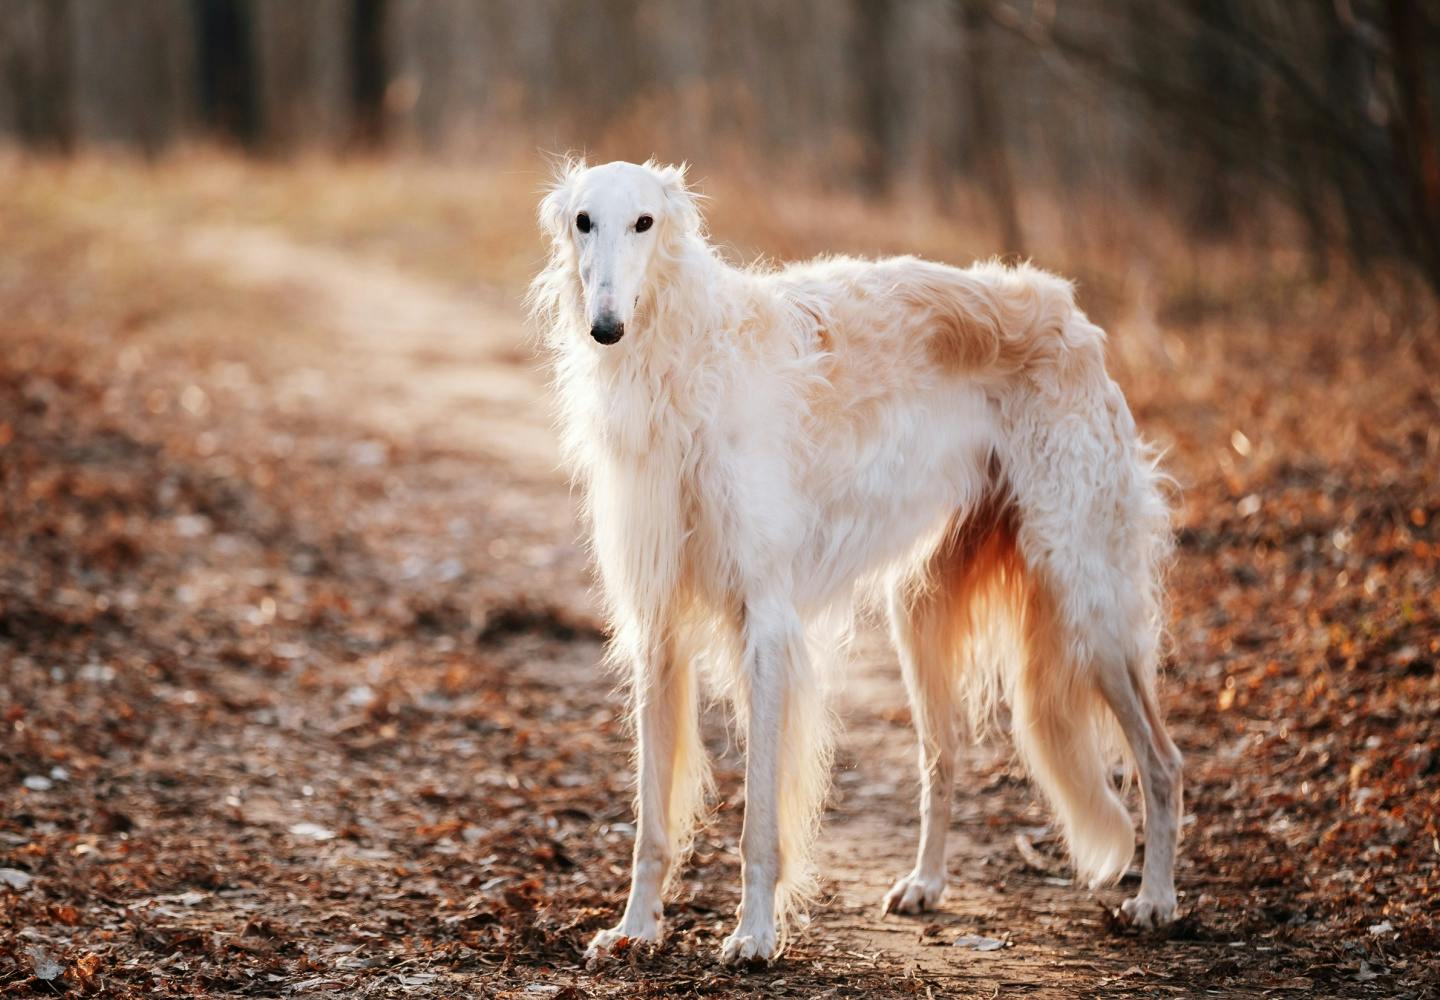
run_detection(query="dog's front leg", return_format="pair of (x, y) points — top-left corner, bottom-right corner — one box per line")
(720, 601), (796, 965)
(586, 643), (686, 961)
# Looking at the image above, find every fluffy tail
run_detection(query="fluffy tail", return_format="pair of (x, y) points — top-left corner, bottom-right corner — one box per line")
(1012, 587), (1136, 886)
(941, 509), (1135, 888)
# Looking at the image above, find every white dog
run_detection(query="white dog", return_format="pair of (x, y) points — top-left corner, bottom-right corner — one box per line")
(529, 159), (1182, 965)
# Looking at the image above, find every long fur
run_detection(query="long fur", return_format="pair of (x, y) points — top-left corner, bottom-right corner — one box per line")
(529, 159), (1178, 954)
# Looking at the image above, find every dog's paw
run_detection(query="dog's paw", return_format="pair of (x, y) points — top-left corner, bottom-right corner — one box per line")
(882, 870), (946, 915)
(584, 917), (661, 966)
(718, 926), (777, 965)
(1119, 891), (1178, 929)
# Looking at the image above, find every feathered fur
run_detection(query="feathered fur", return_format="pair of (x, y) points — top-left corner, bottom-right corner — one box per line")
(529, 159), (1184, 964)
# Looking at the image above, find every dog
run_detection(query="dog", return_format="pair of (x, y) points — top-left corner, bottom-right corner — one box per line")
(528, 159), (1182, 964)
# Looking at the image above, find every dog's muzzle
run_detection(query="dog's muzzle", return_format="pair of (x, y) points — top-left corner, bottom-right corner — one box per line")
(590, 317), (625, 345)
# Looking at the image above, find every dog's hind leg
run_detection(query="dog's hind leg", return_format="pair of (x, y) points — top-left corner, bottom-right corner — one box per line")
(881, 507), (1017, 915)
(586, 638), (707, 961)
(1094, 652), (1183, 927)
(881, 552), (962, 914)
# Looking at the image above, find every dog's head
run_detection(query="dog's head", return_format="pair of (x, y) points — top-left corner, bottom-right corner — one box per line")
(535, 159), (701, 346)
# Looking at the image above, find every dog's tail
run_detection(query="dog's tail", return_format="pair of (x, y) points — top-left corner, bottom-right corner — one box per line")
(1010, 587), (1137, 887)
(938, 508), (1135, 889)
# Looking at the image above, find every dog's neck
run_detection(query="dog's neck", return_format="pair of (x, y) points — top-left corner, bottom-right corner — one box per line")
(607, 235), (735, 376)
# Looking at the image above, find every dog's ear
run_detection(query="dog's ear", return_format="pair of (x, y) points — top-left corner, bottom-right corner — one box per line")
(649, 161), (702, 236)
(538, 156), (585, 241)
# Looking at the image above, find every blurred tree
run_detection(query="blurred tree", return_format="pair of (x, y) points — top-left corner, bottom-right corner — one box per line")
(960, 0), (1023, 253)
(1182, 0), (1257, 237)
(71, 0), (194, 155)
(853, 0), (900, 194)
(1384, 0), (1440, 287)
(987, 0), (1440, 293)
(195, 0), (260, 148)
(0, 0), (1437, 293)
(252, 0), (350, 150)
(0, 0), (74, 151)
(389, 0), (494, 150)
(350, 0), (390, 147)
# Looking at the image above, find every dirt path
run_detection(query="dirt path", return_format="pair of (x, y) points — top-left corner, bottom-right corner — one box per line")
(181, 223), (559, 473)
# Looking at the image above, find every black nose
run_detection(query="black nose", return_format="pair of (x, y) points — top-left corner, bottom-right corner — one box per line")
(591, 319), (625, 345)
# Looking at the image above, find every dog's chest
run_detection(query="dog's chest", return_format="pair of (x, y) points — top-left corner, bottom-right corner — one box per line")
(588, 355), (705, 459)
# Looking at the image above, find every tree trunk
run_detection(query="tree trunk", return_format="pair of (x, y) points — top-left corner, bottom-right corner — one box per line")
(0, 0), (74, 150)
(961, 0), (1022, 254)
(194, 0), (259, 148)
(1384, 0), (1440, 292)
(252, 0), (351, 152)
(853, 0), (897, 195)
(350, 0), (390, 148)
(71, 0), (194, 154)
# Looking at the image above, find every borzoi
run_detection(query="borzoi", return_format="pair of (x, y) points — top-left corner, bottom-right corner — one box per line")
(528, 159), (1182, 964)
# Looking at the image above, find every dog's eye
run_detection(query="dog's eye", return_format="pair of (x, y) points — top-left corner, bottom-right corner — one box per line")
(576, 212), (592, 234)
(635, 215), (653, 233)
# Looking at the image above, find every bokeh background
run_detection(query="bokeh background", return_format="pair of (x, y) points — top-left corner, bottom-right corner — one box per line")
(1, 3), (1437, 998)
(5, 0), (1440, 284)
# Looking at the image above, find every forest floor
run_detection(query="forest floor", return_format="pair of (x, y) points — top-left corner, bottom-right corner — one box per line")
(1, 155), (1437, 999)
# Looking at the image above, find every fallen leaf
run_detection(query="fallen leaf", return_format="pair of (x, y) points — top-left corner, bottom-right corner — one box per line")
(0, 868), (34, 890)
(66, 952), (102, 988)
(26, 944), (64, 981)
(289, 821), (337, 841)
(953, 935), (1006, 951)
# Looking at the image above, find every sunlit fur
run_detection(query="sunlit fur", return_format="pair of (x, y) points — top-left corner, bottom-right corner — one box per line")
(529, 159), (1183, 964)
